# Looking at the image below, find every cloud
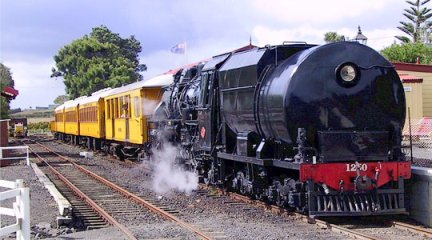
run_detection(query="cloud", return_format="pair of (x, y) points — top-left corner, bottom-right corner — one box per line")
(365, 28), (400, 50)
(252, 25), (400, 51)
(142, 36), (249, 78)
(252, 0), (395, 25)
(3, 58), (66, 109)
(1, 0), (410, 108)
(253, 25), (324, 45)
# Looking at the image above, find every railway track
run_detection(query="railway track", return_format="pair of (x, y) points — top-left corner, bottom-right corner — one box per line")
(391, 220), (432, 238)
(25, 140), (215, 240)
(29, 136), (432, 239)
(199, 184), (432, 240)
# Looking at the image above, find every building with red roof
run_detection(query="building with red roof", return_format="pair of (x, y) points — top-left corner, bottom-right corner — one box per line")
(395, 62), (432, 118)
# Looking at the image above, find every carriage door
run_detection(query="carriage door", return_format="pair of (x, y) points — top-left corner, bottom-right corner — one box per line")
(112, 98), (117, 138)
(125, 95), (130, 142)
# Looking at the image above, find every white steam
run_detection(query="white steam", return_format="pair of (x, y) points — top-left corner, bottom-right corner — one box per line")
(151, 143), (198, 195)
(142, 98), (160, 115)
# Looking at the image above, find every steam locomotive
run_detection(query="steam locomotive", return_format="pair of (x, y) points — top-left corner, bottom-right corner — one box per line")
(150, 41), (411, 217)
(52, 41), (411, 217)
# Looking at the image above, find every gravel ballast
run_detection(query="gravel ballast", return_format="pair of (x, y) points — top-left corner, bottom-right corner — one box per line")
(0, 161), (62, 239)
(42, 140), (347, 240)
(4, 138), (432, 239)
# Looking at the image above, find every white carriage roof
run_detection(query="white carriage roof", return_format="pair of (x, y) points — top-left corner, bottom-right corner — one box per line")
(78, 88), (116, 105)
(108, 74), (173, 96)
(54, 104), (64, 112)
(63, 96), (86, 109)
(53, 75), (173, 110)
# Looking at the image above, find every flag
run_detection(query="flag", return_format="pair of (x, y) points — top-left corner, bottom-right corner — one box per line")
(171, 42), (186, 54)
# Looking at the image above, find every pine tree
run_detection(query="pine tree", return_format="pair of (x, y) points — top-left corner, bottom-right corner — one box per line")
(396, 0), (432, 43)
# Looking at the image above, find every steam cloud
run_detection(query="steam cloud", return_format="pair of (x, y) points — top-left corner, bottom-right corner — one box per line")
(142, 99), (160, 115)
(150, 143), (198, 195)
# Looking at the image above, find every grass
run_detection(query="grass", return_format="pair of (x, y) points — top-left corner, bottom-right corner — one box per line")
(10, 109), (54, 119)
(27, 117), (54, 123)
(9, 109), (54, 132)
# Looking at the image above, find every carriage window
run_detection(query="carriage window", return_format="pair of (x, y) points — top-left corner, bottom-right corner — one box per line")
(112, 99), (115, 119)
(120, 96), (129, 118)
(126, 95), (130, 118)
(94, 106), (98, 122)
(134, 96), (140, 117)
(119, 97), (124, 118)
(107, 101), (111, 119)
(114, 98), (119, 118)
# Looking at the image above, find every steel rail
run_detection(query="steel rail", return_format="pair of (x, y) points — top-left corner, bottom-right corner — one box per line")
(310, 217), (379, 240)
(26, 144), (138, 240)
(201, 184), (378, 240)
(35, 142), (212, 240)
(392, 221), (432, 238)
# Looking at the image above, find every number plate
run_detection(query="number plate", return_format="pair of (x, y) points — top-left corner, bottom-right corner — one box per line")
(346, 163), (367, 172)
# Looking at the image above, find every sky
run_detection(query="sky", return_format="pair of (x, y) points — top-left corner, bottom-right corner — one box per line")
(0, 0), (417, 109)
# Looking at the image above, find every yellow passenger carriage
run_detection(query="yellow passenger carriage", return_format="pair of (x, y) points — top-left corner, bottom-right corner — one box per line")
(50, 120), (56, 133)
(54, 104), (65, 137)
(78, 88), (115, 150)
(63, 98), (85, 144)
(103, 74), (173, 159)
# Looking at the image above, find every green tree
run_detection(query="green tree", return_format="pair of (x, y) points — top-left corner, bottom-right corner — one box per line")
(396, 0), (432, 43)
(53, 95), (69, 105)
(381, 42), (432, 64)
(52, 25), (147, 98)
(324, 32), (345, 43)
(0, 63), (15, 119)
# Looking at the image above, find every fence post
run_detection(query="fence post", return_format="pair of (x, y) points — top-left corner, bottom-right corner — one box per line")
(26, 147), (29, 166)
(15, 179), (30, 240)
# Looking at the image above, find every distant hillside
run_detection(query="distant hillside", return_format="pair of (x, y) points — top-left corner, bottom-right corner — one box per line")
(10, 109), (54, 122)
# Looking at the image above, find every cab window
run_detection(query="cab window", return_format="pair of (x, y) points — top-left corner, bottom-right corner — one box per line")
(199, 72), (213, 106)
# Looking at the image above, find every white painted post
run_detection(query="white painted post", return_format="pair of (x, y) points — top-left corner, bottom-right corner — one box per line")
(20, 181), (30, 240)
(0, 179), (30, 240)
(26, 148), (29, 166)
(15, 180), (23, 240)
(0, 146), (30, 165)
(14, 180), (30, 240)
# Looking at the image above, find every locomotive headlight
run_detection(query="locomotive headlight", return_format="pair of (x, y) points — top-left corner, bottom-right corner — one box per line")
(340, 65), (356, 82)
(336, 62), (360, 87)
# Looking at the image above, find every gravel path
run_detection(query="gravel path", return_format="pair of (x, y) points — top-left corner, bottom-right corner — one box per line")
(44, 140), (346, 240)
(0, 160), (66, 239)
(3, 137), (430, 239)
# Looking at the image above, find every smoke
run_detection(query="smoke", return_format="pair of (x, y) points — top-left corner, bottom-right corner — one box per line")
(150, 143), (198, 195)
(142, 98), (160, 116)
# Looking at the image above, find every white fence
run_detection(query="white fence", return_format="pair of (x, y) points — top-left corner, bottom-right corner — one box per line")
(0, 146), (30, 166)
(0, 179), (30, 240)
